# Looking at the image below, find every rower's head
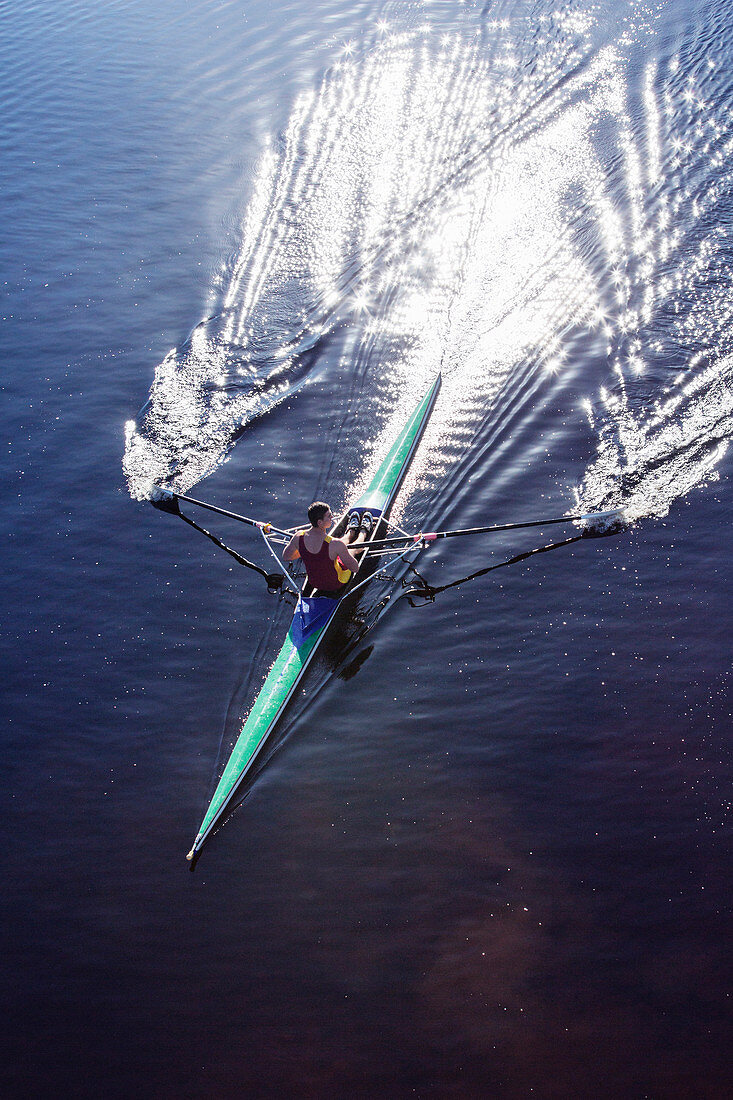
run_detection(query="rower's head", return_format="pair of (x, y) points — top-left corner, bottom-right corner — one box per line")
(308, 501), (333, 530)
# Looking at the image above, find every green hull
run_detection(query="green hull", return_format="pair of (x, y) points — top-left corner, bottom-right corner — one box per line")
(189, 375), (441, 855)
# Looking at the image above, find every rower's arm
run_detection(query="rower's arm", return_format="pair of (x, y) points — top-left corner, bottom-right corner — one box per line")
(330, 538), (360, 573)
(283, 532), (302, 562)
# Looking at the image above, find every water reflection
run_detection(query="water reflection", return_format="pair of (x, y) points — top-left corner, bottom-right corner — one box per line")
(577, 51), (733, 519)
(124, 5), (606, 499)
(125, 2), (733, 545)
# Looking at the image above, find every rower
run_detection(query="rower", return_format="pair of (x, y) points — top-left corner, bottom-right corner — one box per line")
(283, 502), (374, 595)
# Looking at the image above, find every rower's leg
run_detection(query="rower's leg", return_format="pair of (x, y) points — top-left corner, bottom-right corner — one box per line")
(343, 513), (363, 546)
(344, 527), (367, 548)
(343, 511), (374, 551)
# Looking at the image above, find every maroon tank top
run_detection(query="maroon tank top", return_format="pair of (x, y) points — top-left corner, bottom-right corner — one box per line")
(298, 534), (346, 591)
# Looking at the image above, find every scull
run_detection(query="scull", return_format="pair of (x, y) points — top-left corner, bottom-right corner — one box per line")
(185, 374), (442, 859)
(149, 373), (624, 860)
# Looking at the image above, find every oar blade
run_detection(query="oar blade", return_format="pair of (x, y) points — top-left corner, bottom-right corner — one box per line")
(579, 507), (627, 536)
(150, 487), (181, 515)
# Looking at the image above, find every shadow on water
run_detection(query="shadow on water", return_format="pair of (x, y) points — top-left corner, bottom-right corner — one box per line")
(186, 505), (628, 870)
(186, 573), (390, 869)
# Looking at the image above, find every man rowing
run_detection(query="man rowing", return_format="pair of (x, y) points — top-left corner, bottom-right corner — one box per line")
(283, 502), (374, 595)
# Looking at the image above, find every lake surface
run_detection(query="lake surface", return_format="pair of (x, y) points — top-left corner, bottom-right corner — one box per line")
(2, 0), (731, 1096)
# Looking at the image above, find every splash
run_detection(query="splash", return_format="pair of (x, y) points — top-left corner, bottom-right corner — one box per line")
(123, 4), (610, 499)
(124, 0), (733, 531)
(579, 358), (733, 520)
(576, 49), (733, 520)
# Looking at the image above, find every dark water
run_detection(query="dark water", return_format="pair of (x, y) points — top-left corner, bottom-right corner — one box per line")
(2, 0), (731, 1096)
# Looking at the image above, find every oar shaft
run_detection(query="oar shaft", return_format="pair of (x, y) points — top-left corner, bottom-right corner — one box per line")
(369, 509), (622, 550)
(424, 514), (586, 540)
(169, 491), (291, 538)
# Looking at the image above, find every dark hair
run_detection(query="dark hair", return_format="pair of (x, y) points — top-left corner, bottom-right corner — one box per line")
(307, 501), (330, 526)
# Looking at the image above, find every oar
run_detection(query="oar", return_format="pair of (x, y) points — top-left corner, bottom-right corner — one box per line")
(150, 487), (292, 539)
(367, 508), (626, 551)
